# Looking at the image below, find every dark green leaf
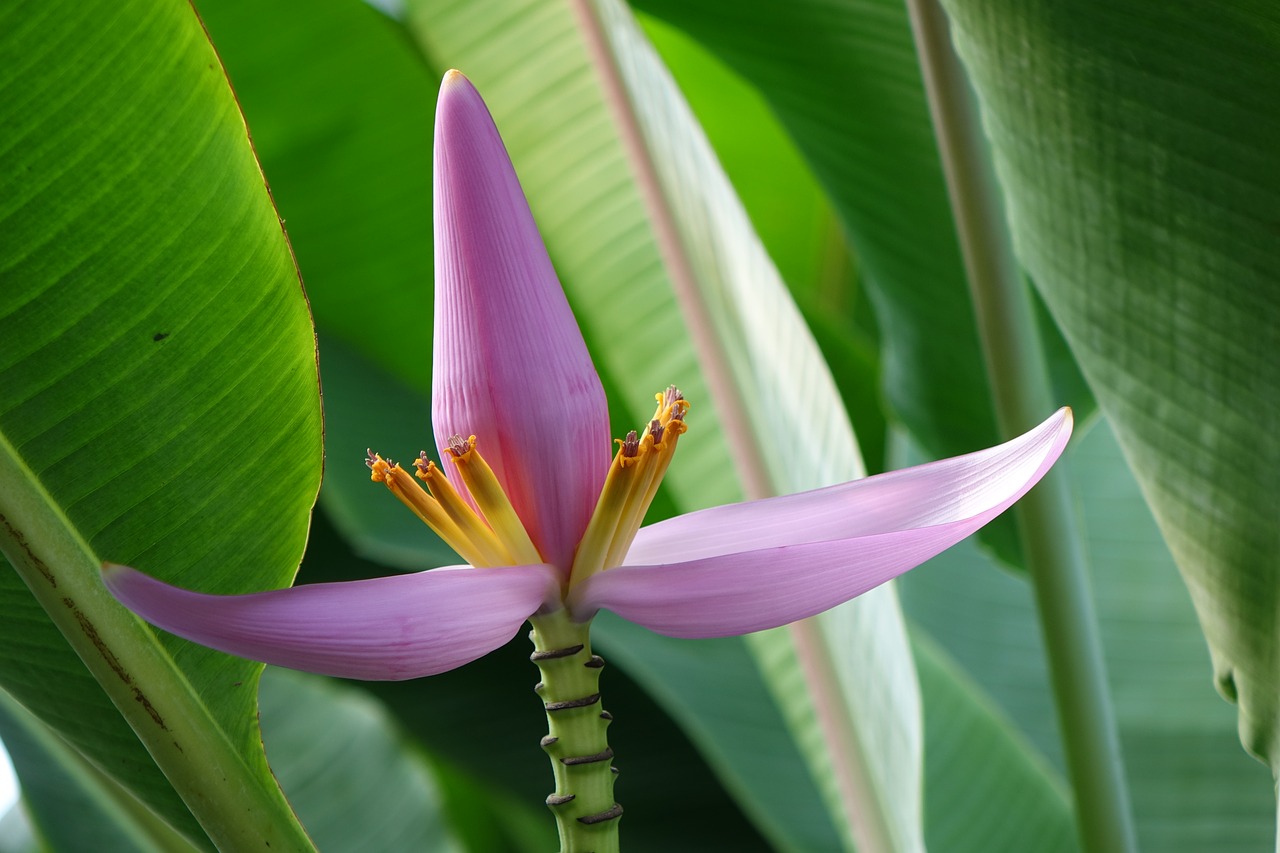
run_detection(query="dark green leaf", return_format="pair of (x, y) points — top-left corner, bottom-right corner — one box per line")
(259, 670), (457, 851)
(939, 0), (1280, 773)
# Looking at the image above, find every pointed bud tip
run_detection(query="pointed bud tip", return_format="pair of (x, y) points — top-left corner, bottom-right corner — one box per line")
(435, 70), (485, 132)
(441, 69), (472, 91)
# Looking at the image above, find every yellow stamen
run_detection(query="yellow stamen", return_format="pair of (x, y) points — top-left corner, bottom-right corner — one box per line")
(605, 420), (687, 568)
(367, 386), (688, 584)
(446, 435), (543, 565)
(414, 455), (515, 567)
(569, 389), (690, 590)
(367, 452), (491, 567)
(570, 433), (645, 585)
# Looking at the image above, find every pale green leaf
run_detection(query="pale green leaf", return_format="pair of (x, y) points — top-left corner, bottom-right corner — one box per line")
(567, 1), (925, 846)
(0, 801), (39, 853)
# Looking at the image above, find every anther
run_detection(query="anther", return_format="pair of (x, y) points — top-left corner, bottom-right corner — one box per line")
(367, 451), (394, 484)
(446, 434), (470, 457)
(648, 419), (665, 444)
(414, 452), (431, 476)
(620, 430), (639, 458)
(664, 385), (683, 407)
(365, 448), (378, 469)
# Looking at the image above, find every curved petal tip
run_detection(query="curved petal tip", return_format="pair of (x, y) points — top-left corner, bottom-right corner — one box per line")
(578, 407), (1073, 638)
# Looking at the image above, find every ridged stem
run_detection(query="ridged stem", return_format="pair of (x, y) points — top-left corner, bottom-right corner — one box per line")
(904, 1), (1138, 850)
(528, 609), (621, 853)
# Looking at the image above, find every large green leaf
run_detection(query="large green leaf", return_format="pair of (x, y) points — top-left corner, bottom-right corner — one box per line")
(636, 13), (889, 472)
(556, 4), (1092, 851)
(0, 1), (322, 847)
(193, 0), (436, 395)
(900, 420), (1275, 850)
(936, 0), (1280, 772)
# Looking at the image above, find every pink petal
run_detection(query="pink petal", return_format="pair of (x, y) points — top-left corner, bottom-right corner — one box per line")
(103, 563), (559, 680)
(573, 408), (1072, 638)
(431, 71), (610, 570)
(626, 408), (1073, 564)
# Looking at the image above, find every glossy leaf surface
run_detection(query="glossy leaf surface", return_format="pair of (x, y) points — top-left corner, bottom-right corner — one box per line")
(0, 1), (322, 846)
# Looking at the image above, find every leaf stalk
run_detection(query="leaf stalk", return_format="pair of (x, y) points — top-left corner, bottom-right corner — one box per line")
(0, 433), (316, 852)
(903, 1), (1138, 850)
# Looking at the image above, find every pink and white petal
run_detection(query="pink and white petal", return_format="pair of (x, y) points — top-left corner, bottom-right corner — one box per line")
(432, 71), (609, 570)
(103, 563), (559, 681)
(626, 407), (1072, 565)
(575, 505), (1015, 639)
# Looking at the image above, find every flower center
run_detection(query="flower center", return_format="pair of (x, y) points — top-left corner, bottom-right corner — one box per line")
(367, 386), (688, 584)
